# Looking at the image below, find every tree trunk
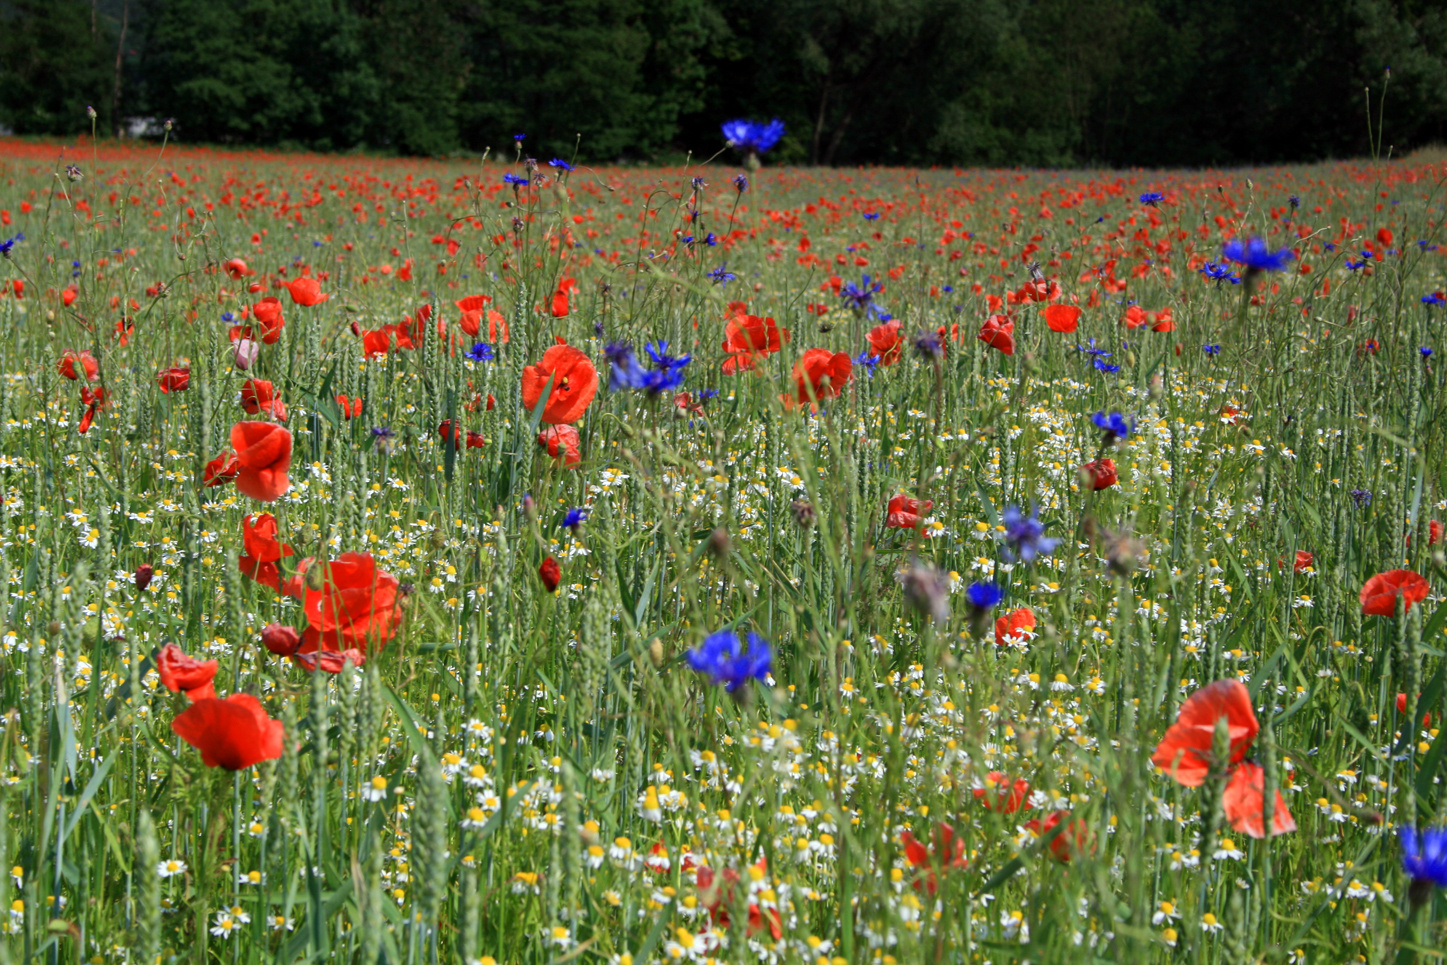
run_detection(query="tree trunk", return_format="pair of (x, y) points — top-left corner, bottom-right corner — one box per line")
(112, 0), (129, 138)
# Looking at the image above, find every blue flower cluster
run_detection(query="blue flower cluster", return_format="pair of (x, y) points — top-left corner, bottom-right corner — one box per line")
(607, 340), (691, 396)
(721, 118), (785, 155)
(1092, 410), (1135, 441)
(1001, 504), (1060, 563)
(840, 274), (885, 316)
(686, 629), (772, 692)
(1222, 237), (1294, 272)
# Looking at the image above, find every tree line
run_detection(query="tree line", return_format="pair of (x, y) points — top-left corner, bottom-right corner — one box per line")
(3, 0), (1446, 167)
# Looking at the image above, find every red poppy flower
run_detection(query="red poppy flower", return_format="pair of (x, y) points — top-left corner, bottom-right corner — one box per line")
(721, 302), (788, 373)
(77, 385), (108, 435)
(239, 512), (293, 591)
(1123, 304), (1149, 329)
(294, 649), (367, 673)
(1023, 810), (1095, 861)
(156, 643), (219, 702)
(538, 424), (581, 467)
(1292, 550), (1313, 573)
(674, 392), (705, 417)
(785, 349), (851, 409)
(362, 328), (393, 357)
(1222, 761), (1297, 839)
(1431, 520), (1443, 546)
(521, 341), (598, 424)
(299, 552), (402, 654)
(156, 367), (190, 393)
(261, 623), (301, 657)
(1151, 679), (1258, 787)
(1360, 569), (1429, 616)
(994, 606), (1036, 646)
(204, 450), (241, 487)
(438, 419), (463, 445)
(61, 287), (77, 307)
(973, 771), (1031, 812)
(224, 258), (254, 279)
(900, 822), (967, 895)
(458, 309), (484, 337)
(251, 297), (285, 344)
(230, 422), (292, 502)
(885, 493), (933, 529)
(240, 379), (286, 420)
(466, 431), (485, 450)
(1017, 279), (1061, 302)
(284, 277), (328, 307)
(539, 556), (561, 592)
(114, 318), (134, 345)
(977, 314), (1014, 355)
(1043, 304), (1080, 333)
(455, 294), (491, 314)
(550, 277), (577, 317)
(171, 694), (285, 771)
(1396, 692), (1432, 727)
(1079, 458), (1118, 489)
(58, 350), (99, 381)
(1150, 308), (1175, 332)
(696, 861), (782, 939)
(334, 394), (363, 419)
(865, 319), (904, 366)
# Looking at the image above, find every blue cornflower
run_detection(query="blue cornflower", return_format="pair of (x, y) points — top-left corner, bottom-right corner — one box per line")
(733, 174), (748, 193)
(1139, 192), (1164, 206)
(1345, 251), (1372, 271)
(721, 118), (785, 155)
(1350, 488), (1372, 508)
(645, 340), (690, 371)
(71, 260), (80, 278)
(370, 426), (394, 438)
(466, 342), (494, 363)
(1423, 292), (1445, 306)
(1288, 195), (1300, 209)
(503, 172), (529, 186)
(513, 133), (526, 141)
(863, 212), (880, 220)
(853, 350), (880, 378)
(1417, 240), (1439, 252)
(703, 232), (718, 247)
(965, 581), (1003, 610)
(1222, 237), (1294, 272)
(1077, 338), (1111, 359)
(707, 266), (737, 285)
(606, 342), (646, 391)
(840, 274), (884, 314)
(1001, 504), (1060, 563)
(697, 388), (719, 401)
(221, 311), (234, 323)
(1093, 357), (1120, 374)
(1198, 261), (1241, 285)
(0, 232), (23, 257)
(1092, 410), (1134, 441)
(548, 158), (573, 172)
(1204, 344), (1221, 355)
(562, 507), (588, 530)
(913, 330), (943, 360)
(685, 629), (772, 692)
(1400, 826), (1447, 887)
(1422, 347), (1433, 359)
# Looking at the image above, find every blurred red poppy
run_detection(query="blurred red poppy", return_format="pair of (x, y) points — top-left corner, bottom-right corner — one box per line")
(1079, 458), (1117, 489)
(1360, 569), (1429, 616)
(285, 277), (328, 306)
(539, 556), (561, 592)
(521, 341), (598, 424)
(977, 314), (1014, 355)
(335, 394), (363, 419)
(538, 424), (581, 467)
(224, 258), (254, 279)
(1151, 679), (1257, 787)
(865, 319), (904, 366)
(1397, 691), (1432, 727)
(550, 277), (577, 317)
(156, 367), (190, 393)
(295, 649), (367, 673)
(156, 643), (218, 702)
(204, 450), (241, 487)
(240, 379), (286, 420)
(900, 822), (966, 895)
(239, 512), (293, 591)
(58, 350), (99, 381)
(785, 349), (851, 408)
(994, 606), (1035, 646)
(1222, 761), (1297, 838)
(1023, 810), (1096, 862)
(721, 302), (788, 373)
(299, 552), (403, 654)
(230, 422), (292, 501)
(1043, 304), (1080, 333)
(171, 694), (285, 771)
(252, 297), (285, 344)
(974, 771), (1031, 812)
(885, 494), (932, 529)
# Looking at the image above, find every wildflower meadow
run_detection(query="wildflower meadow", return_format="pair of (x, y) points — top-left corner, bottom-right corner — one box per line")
(2, 127), (1447, 965)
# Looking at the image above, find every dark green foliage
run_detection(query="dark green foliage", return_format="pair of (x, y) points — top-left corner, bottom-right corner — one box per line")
(0, 0), (115, 136)
(5, 0), (1447, 164)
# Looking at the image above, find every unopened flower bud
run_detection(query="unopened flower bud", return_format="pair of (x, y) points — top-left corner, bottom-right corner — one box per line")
(134, 563), (154, 591)
(233, 338), (260, 371)
(261, 623), (301, 657)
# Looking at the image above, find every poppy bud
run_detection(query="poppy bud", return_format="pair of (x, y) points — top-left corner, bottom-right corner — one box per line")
(305, 563), (327, 591)
(791, 500), (816, 528)
(135, 564), (154, 591)
(261, 623), (301, 657)
(708, 528), (731, 558)
(649, 637), (665, 667)
(1149, 373), (1164, 401)
(233, 338), (259, 371)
